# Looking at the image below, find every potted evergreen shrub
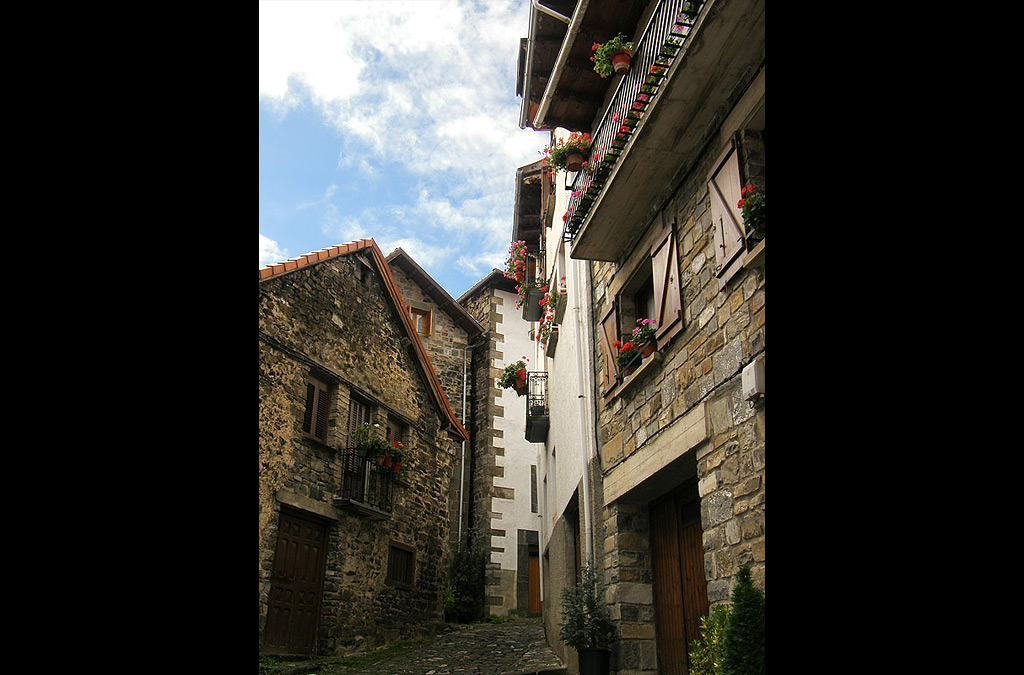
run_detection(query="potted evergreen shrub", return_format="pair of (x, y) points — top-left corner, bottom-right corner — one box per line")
(721, 565), (765, 675)
(559, 563), (615, 675)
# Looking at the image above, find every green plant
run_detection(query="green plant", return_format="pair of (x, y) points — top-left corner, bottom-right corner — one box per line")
(497, 357), (529, 389)
(591, 33), (636, 78)
(688, 604), (731, 675)
(737, 184), (764, 236)
(349, 422), (389, 458)
(445, 530), (488, 623)
(543, 132), (592, 171)
(631, 318), (656, 345)
(558, 562), (615, 651)
(721, 566), (765, 675)
(613, 340), (639, 370)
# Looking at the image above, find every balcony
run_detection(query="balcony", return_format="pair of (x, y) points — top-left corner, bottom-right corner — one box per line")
(333, 449), (395, 520)
(560, 0), (765, 261)
(525, 372), (549, 443)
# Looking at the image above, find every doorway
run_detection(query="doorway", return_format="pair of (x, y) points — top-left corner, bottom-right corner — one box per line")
(650, 482), (709, 674)
(263, 508), (329, 655)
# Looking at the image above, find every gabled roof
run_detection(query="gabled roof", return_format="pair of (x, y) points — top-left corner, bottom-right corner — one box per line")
(259, 239), (470, 442)
(385, 248), (485, 339)
(457, 269), (519, 305)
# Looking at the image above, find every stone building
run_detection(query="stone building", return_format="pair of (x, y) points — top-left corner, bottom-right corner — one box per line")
(458, 264), (546, 619)
(385, 247), (487, 552)
(259, 239), (470, 657)
(517, 0), (765, 673)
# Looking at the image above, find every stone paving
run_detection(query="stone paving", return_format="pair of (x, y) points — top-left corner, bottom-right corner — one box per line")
(351, 618), (565, 675)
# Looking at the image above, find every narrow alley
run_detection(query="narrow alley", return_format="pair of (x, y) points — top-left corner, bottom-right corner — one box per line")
(261, 618), (566, 675)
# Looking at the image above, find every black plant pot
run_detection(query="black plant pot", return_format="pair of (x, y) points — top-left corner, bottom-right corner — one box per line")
(578, 648), (611, 675)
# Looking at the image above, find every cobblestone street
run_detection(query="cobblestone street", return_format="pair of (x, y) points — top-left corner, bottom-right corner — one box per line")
(264, 618), (566, 675)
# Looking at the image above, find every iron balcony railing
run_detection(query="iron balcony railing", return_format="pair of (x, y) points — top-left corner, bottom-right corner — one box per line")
(525, 372), (549, 443)
(561, 0), (704, 242)
(338, 448), (395, 515)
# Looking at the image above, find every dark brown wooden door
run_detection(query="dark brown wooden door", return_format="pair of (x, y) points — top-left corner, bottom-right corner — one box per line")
(263, 509), (329, 655)
(651, 484), (709, 674)
(528, 553), (542, 615)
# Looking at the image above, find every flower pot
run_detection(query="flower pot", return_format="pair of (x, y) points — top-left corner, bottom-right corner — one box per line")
(578, 648), (611, 675)
(515, 369), (529, 396)
(378, 454), (393, 469)
(392, 461), (402, 474)
(641, 341), (656, 359)
(565, 152), (584, 172)
(610, 49), (632, 74)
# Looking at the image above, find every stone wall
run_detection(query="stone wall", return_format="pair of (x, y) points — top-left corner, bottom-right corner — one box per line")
(259, 252), (460, 655)
(589, 127), (765, 672)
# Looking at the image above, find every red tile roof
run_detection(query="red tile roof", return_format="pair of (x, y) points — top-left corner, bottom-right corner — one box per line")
(259, 239), (470, 442)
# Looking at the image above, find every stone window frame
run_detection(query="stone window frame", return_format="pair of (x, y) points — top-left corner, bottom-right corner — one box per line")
(385, 540), (416, 590)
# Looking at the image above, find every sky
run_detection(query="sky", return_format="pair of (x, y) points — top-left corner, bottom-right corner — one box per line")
(259, 0), (552, 299)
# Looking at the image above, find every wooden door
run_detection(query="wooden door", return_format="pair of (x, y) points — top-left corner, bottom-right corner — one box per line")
(650, 485), (709, 674)
(528, 553), (542, 615)
(263, 509), (329, 655)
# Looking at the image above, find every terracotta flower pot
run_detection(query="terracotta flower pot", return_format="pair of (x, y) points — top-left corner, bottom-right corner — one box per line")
(392, 462), (402, 474)
(565, 152), (584, 172)
(515, 368), (529, 396)
(611, 49), (633, 74)
(641, 342), (656, 359)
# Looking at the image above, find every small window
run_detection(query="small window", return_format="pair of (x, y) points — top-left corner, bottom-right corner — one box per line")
(346, 395), (371, 449)
(410, 307), (431, 337)
(302, 374), (332, 443)
(386, 541), (416, 588)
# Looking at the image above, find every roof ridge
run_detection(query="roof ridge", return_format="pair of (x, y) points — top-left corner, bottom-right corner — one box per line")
(258, 239), (375, 281)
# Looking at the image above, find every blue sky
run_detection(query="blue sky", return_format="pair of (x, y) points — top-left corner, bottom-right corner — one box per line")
(259, 0), (551, 299)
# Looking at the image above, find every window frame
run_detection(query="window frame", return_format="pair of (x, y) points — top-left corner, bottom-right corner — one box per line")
(409, 305), (432, 338)
(302, 373), (333, 443)
(385, 540), (416, 590)
(599, 220), (684, 399)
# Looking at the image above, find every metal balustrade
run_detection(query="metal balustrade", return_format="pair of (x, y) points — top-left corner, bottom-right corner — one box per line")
(336, 449), (395, 518)
(561, 0), (703, 242)
(525, 372), (549, 442)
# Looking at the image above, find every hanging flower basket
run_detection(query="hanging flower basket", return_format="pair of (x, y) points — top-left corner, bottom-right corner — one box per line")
(610, 49), (633, 75)
(591, 33), (636, 78)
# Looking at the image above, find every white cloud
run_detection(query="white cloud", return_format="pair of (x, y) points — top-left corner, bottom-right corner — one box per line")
(260, 234), (290, 267)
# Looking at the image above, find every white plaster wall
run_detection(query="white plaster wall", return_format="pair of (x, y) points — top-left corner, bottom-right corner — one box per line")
(492, 287), (545, 576)
(537, 131), (596, 556)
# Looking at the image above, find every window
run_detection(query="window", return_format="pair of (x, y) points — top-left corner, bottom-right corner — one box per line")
(531, 465), (538, 514)
(385, 416), (406, 446)
(409, 307), (431, 337)
(386, 541), (416, 588)
(599, 222), (683, 394)
(302, 374), (333, 442)
(346, 395), (371, 449)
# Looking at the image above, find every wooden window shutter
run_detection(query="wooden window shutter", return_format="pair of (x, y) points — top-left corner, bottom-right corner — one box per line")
(346, 397), (370, 448)
(599, 303), (620, 394)
(651, 223), (683, 345)
(709, 139), (746, 286)
(303, 376), (330, 442)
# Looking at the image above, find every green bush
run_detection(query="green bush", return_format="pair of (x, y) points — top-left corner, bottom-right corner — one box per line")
(445, 531), (487, 623)
(558, 563), (615, 650)
(721, 566), (765, 675)
(688, 604), (731, 675)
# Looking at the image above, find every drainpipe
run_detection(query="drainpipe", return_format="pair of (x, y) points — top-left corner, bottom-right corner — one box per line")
(531, 0), (570, 23)
(459, 336), (488, 550)
(569, 247), (594, 565)
(533, 0), (591, 129)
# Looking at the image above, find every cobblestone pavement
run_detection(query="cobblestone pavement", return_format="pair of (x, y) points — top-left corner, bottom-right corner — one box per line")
(349, 619), (565, 675)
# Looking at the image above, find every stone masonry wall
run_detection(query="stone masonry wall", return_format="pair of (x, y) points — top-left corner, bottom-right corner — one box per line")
(259, 253), (459, 655)
(590, 133), (765, 672)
